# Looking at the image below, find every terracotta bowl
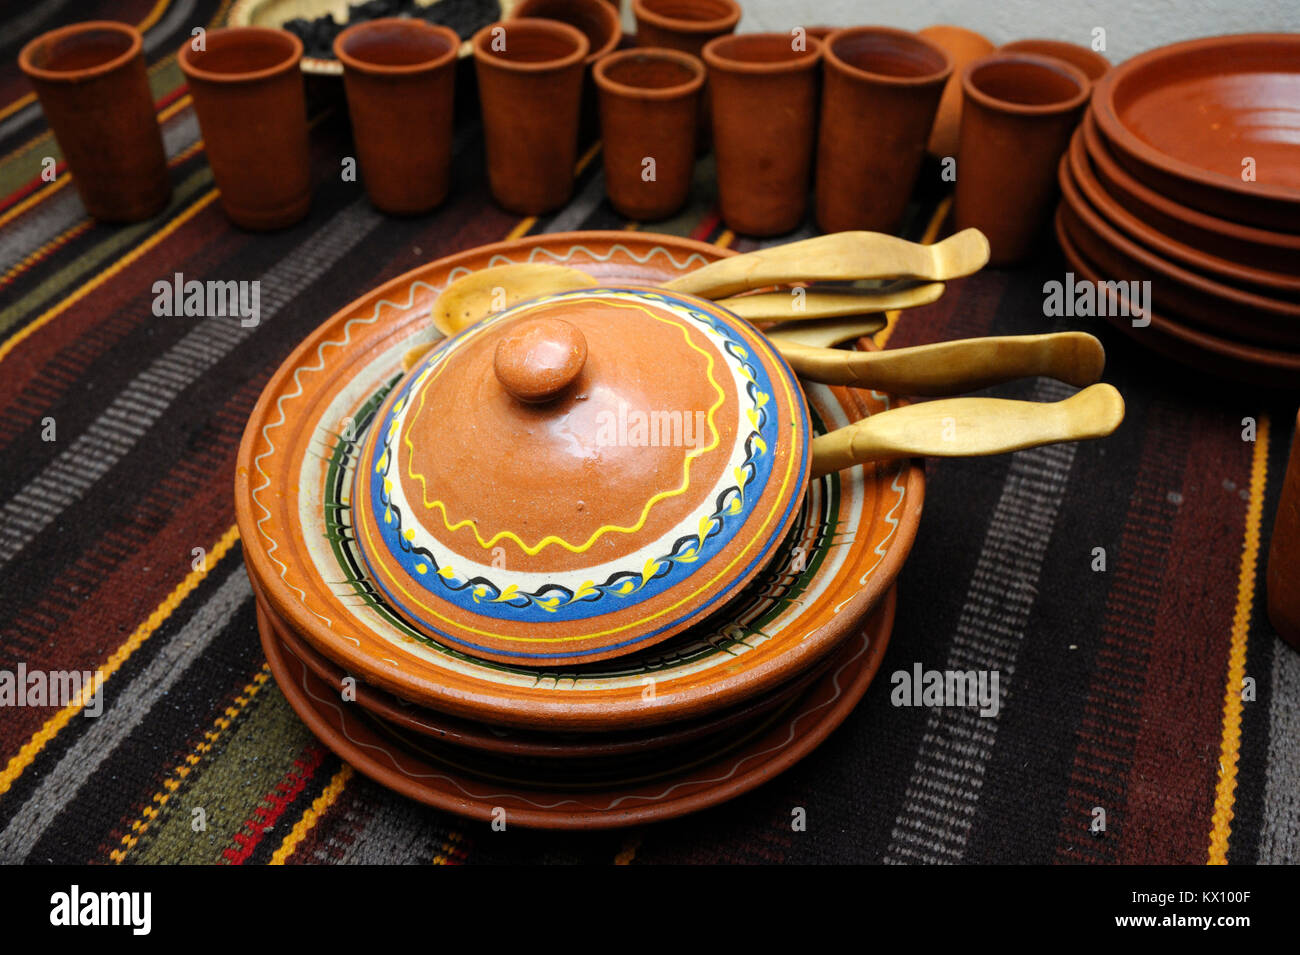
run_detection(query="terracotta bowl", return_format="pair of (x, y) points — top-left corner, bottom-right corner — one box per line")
(1090, 33), (1300, 231)
(1057, 210), (1300, 389)
(1080, 110), (1300, 275)
(1067, 128), (1300, 301)
(1058, 156), (1300, 349)
(1000, 38), (1109, 87)
(233, 231), (924, 732)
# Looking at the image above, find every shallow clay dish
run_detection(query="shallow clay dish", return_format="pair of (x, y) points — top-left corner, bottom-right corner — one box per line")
(255, 580), (833, 759)
(1068, 128), (1300, 300)
(1058, 157), (1300, 349)
(227, 0), (520, 74)
(1081, 111), (1300, 275)
(1057, 211), (1300, 389)
(1090, 33), (1300, 231)
(260, 583), (897, 828)
(233, 231), (923, 732)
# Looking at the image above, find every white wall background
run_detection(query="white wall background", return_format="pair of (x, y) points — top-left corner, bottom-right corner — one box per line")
(626, 0), (1300, 65)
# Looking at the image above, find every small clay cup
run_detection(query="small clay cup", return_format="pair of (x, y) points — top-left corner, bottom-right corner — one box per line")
(19, 21), (171, 222)
(1001, 38), (1110, 90)
(179, 27), (311, 230)
(815, 27), (951, 234)
(954, 53), (1089, 266)
(703, 32), (822, 237)
(918, 24), (994, 158)
(473, 20), (589, 215)
(1268, 410), (1300, 653)
(514, 0), (621, 65)
(633, 0), (741, 150)
(594, 48), (705, 220)
(334, 19), (459, 215)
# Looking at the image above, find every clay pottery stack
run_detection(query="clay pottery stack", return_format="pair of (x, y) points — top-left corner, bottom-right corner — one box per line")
(179, 27), (312, 230)
(594, 48), (706, 220)
(1056, 33), (1300, 387)
(703, 32), (823, 236)
(19, 21), (171, 222)
(815, 27), (951, 234)
(334, 19), (460, 215)
(472, 19), (589, 215)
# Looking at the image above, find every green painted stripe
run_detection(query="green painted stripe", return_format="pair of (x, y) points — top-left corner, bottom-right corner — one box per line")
(0, 163), (212, 338)
(126, 685), (316, 865)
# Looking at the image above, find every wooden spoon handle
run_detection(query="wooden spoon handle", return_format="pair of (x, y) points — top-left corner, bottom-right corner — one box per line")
(810, 383), (1125, 479)
(778, 332), (1106, 395)
(717, 282), (944, 321)
(664, 229), (990, 299)
(763, 315), (888, 348)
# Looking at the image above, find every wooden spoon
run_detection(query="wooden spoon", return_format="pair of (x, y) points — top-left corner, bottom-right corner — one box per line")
(810, 382), (1125, 479)
(663, 228), (990, 299)
(721, 282), (944, 321)
(764, 315), (887, 348)
(779, 332), (1106, 395)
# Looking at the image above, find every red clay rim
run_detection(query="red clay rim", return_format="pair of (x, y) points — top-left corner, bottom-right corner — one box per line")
(1056, 209), (1300, 376)
(1081, 109), (1300, 252)
(1058, 152), (1300, 318)
(592, 46), (705, 100)
(1090, 33), (1300, 207)
(260, 580), (897, 829)
(471, 18), (589, 73)
(822, 26), (952, 88)
(512, 0), (621, 65)
(333, 19), (460, 77)
(702, 32), (823, 76)
(1068, 125), (1300, 295)
(19, 20), (142, 83)
(633, 0), (741, 37)
(177, 26), (303, 85)
(962, 51), (1090, 117)
(1000, 38), (1110, 81)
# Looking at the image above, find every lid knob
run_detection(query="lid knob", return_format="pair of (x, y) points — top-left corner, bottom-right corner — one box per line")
(493, 317), (588, 403)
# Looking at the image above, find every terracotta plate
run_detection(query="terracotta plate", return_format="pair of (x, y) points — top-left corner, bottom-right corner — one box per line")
(1056, 209), (1300, 389)
(260, 583), (897, 828)
(1081, 111), (1300, 274)
(1058, 157), (1300, 349)
(234, 231), (924, 731)
(254, 581), (834, 760)
(1068, 127), (1300, 300)
(1090, 33), (1300, 230)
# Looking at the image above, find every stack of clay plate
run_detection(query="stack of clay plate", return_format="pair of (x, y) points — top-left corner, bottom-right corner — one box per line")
(1055, 33), (1300, 388)
(234, 231), (923, 828)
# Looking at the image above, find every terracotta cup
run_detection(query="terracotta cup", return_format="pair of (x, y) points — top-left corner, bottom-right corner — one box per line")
(473, 20), (589, 215)
(704, 32), (822, 237)
(179, 27), (311, 230)
(954, 53), (1089, 265)
(918, 24), (994, 158)
(19, 21), (171, 222)
(1000, 38), (1110, 90)
(633, 0), (741, 150)
(1268, 410), (1300, 653)
(594, 48), (705, 220)
(514, 0), (621, 65)
(815, 27), (951, 234)
(334, 19), (459, 215)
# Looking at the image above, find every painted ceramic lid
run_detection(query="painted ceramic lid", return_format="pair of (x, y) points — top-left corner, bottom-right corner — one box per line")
(351, 286), (809, 666)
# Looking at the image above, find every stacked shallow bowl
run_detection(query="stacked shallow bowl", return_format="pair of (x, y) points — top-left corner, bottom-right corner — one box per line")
(1055, 33), (1300, 388)
(234, 231), (923, 828)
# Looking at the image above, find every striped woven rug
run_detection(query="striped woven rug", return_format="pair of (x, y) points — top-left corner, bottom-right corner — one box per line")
(1, 0), (1296, 865)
